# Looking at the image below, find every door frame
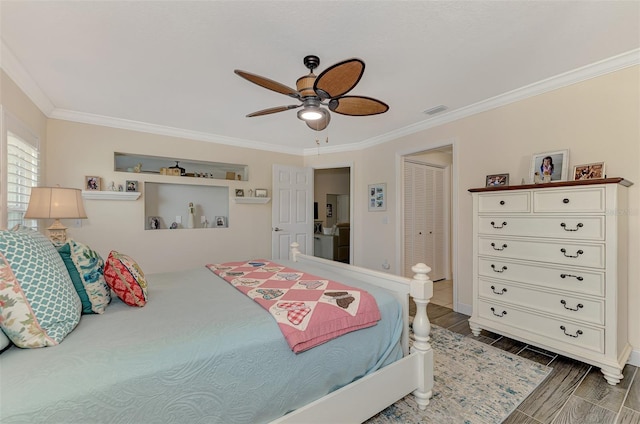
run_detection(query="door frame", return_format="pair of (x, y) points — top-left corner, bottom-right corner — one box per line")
(396, 139), (459, 312)
(312, 162), (354, 263)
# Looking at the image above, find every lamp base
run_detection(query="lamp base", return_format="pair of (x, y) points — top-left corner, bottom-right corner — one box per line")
(47, 219), (68, 246)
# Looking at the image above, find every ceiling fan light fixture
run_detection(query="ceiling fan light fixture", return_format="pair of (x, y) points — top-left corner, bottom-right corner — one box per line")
(298, 108), (324, 121)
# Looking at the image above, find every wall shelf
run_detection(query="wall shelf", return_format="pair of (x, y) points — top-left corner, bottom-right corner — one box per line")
(82, 191), (141, 201)
(234, 197), (271, 204)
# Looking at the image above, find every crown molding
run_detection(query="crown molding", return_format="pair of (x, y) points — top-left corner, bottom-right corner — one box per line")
(303, 48), (640, 156)
(3, 37), (637, 158)
(0, 39), (55, 115)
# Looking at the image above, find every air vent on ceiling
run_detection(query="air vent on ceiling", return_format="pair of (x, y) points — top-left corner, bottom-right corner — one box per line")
(423, 105), (448, 116)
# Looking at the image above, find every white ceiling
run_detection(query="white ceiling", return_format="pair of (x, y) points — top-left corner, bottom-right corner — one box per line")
(1, 1), (639, 155)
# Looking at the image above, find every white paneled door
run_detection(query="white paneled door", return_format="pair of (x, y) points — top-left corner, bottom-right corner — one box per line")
(272, 165), (313, 260)
(404, 160), (446, 281)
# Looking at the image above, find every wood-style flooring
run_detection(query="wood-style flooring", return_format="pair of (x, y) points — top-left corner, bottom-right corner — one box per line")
(424, 303), (640, 424)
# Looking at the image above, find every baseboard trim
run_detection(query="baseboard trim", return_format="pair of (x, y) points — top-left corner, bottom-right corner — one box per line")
(627, 349), (640, 367)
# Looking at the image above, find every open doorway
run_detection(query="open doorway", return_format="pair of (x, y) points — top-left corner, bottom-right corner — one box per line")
(313, 167), (351, 263)
(403, 146), (454, 309)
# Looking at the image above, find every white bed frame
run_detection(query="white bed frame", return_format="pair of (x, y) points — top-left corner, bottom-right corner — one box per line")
(271, 243), (434, 423)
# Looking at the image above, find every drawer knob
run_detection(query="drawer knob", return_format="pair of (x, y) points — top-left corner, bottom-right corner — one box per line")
(491, 221), (507, 229)
(562, 198), (570, 204)
(560, 300), (584, 311)
(491, 285), (507, 295)
(490, 264), (508, 273)
(560, 325), (583, 338)
(499, 200), (505, 205)
(490, 307), (507, 317)
(560, 273), (584, 281)
(561, 248), (583, 258)
(491, 243), (508, 251)
(560, 222), (584, 232)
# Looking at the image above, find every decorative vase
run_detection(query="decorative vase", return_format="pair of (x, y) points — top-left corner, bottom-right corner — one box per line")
(187, 202), (195, 229)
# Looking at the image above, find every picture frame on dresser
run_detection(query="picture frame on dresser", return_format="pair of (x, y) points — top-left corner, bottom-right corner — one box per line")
(530, 149), (569, 183)
(573, 162), (605, 180)
(486, 173), (509, 187)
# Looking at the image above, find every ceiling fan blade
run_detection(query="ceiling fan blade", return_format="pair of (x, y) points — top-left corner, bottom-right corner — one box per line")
(328, 96), (389, 116)
(306, 112), (331, 131)
(247, 104), (301, 117)
(313, 58), (364, 100)
(234, 70), (300, 99)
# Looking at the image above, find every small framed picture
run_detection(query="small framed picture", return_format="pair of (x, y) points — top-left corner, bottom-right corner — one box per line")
(215, 216), (227, 227)
(255, 189), (268, 198)
(235, 189), (244, 197)
(485, 173), (509, 187)
(148, 216), (161, 230)
(368, 183), (386, 211)
(573, 162), (605, 180)
(126, 180), (138, 192)
(531, 150), (569, 183)
(85, 176), (101, 191)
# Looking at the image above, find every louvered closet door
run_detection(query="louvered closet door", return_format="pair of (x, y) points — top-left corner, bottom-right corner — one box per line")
(404, 161), (445, 280)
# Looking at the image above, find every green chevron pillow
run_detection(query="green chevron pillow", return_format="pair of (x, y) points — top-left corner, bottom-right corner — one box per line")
(0, 226), (81, 348)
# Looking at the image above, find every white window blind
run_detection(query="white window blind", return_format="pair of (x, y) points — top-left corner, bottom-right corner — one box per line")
(7, 130), (39, 230)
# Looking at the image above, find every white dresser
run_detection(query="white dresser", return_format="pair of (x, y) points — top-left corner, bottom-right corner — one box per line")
(469, 178), (632, 385)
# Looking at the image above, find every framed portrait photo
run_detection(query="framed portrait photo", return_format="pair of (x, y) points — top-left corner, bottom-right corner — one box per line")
(254, 189), (268, 198)
(215, 216), (227, 227)
(148, 216), (161, 230)
(573, 162), (605, 181)
(368, 183), (386, 211)
(531, 150), (569, 183)
(485, 173), (509, 187)
(85, 176), (101, 191)
(126, 180), (138, 192)
(235, 189), (244, 197)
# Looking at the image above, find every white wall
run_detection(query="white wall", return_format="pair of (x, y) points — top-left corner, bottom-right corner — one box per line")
(45, 119), (302, 273)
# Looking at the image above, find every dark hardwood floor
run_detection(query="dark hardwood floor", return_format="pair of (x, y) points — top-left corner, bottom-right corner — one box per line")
(424, 303), (640, 424)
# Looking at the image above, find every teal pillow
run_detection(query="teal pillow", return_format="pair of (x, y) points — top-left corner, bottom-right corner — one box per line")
(0, 225), (81, 347)
(58, 240), (110, 314)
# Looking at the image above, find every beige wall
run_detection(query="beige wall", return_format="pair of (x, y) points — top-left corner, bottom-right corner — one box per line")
(45, 119), (302, 273)
(306, 65), (640, 353)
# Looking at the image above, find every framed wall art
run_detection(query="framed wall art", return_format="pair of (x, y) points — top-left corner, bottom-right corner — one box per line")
(368, 183), (386, 211)
(485, 173), (509, 187)
(573, 162), (605, 180)
(85, 176), (101, 191)
(530, 149), (569, 183)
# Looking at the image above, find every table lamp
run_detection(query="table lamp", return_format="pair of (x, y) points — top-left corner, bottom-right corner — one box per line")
(24, 187), (87, 245)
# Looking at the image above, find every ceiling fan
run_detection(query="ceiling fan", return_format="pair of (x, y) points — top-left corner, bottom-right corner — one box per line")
(234, 55), (389, 131)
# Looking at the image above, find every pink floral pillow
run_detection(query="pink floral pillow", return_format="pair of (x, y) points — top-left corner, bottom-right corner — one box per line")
(103, 251), (148, 307)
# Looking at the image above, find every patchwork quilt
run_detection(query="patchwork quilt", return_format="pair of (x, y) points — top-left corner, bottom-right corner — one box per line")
(207, 260), (381, 352)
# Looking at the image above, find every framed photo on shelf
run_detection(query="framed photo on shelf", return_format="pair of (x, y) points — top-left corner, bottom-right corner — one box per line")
(215, 216), (227, 227)
(368, 183), (386, 211)
(85, 176), (101, 191)
(255, 189), (268, 198)
(573, 162), (605, 180)
(530, 149), (569, 183)
(148, 216), (161, 230)
(485, 173), (509, 187)
(126, 180), (138, 192)
(235, 189), (244, 197)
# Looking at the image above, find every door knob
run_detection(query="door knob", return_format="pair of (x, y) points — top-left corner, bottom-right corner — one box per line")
(274, 227), (283, 232)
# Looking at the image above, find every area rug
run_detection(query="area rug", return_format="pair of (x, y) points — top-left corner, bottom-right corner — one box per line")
(365, 326), (551, 424)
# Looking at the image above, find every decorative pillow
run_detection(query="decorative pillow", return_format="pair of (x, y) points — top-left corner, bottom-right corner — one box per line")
(58, 240), (111, 314)
(104, 251), (148, 307)
(0, 226), (81, 348)
(0, 328), (11, 352)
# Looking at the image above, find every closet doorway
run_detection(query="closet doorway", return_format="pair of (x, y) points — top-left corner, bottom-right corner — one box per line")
(403, 146), (453, 309)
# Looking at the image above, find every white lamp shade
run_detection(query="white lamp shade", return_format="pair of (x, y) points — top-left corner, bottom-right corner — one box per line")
(24, 187), (87, 220)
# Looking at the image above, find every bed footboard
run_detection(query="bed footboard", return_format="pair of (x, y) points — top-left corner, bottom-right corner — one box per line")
(273, 243), (434, 422)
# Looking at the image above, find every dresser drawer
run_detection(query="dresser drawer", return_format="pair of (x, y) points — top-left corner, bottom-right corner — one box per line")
(478, 237), (605, 268)
(478, 279), (604, 325)
(478, 258), (605, 297)
(478, 192), (530, 213)
(533, 188), (605, 213)
(477, 300), (604, 353)
(478, 216), (605, 240)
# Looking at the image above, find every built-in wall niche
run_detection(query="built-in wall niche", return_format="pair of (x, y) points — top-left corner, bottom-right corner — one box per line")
(144, 182), (229, 230)
(115, 152), (248, 181)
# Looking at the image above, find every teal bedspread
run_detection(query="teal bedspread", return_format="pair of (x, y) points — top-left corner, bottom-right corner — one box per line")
(0, 262), (403, 423)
